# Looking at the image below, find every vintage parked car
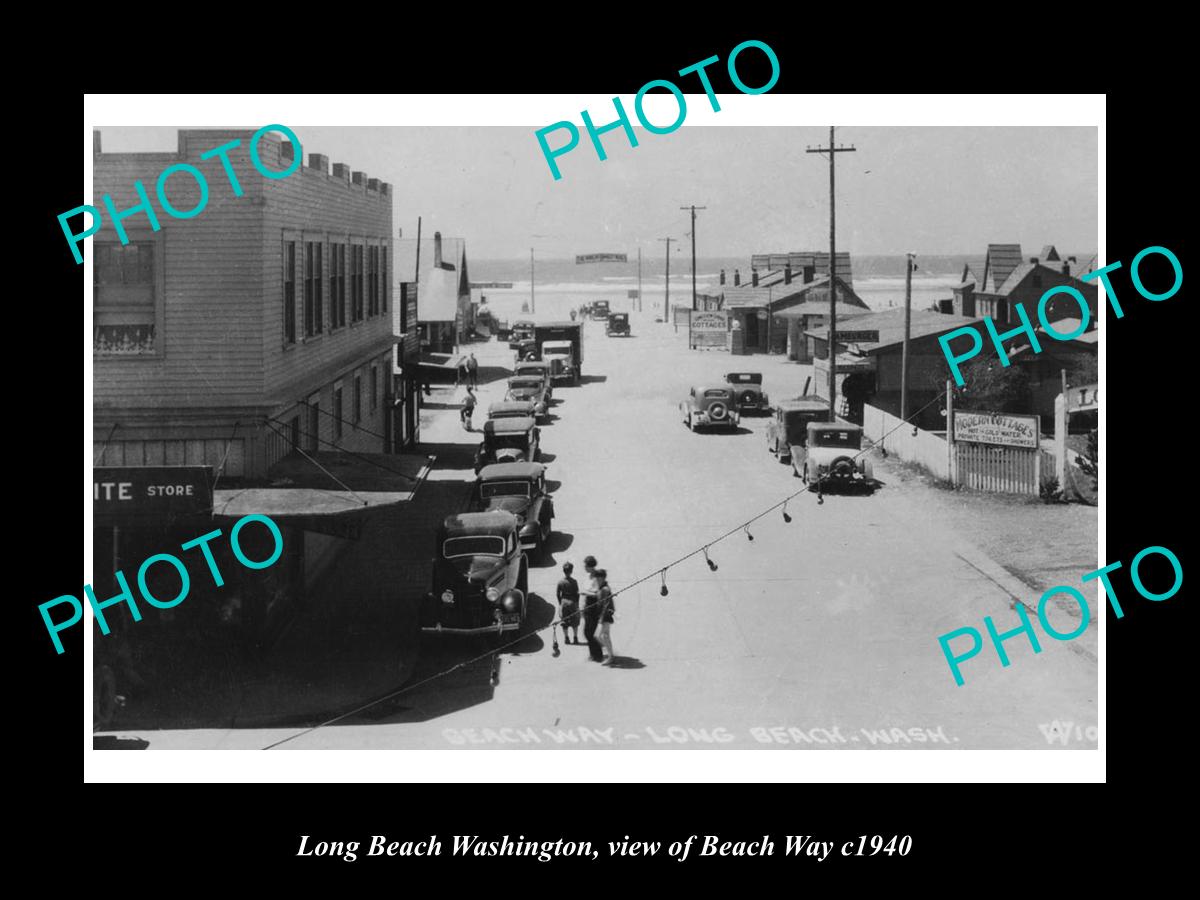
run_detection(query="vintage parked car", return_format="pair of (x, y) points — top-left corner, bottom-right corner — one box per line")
(505, 376), (550, 420)
(606, 312), (631, 336)
(488, 400), (537, 421)
(508, 320), (535, 350)
(767, 398), (832, 464)
(793, 422), (875, 492)
(475, 416), (541, 473)
(422, 511), (529, 637)
(512, 360), (554, 399)
(725, 372), (770, 412)
(473, 462), (555, 558)
(590, 299), (610, 320)
(680, 385), (742, 432)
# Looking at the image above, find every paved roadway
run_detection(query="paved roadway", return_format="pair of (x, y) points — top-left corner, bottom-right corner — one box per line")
(125, 313), (1097, 751)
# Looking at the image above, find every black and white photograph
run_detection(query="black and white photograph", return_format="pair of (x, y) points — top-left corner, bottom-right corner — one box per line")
(73, 94), (1115, 785)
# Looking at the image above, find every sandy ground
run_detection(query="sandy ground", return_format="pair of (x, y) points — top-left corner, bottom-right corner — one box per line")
(98, 301), (1098, 752)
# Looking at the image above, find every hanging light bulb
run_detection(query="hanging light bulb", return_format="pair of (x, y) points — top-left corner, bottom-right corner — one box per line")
(911, 425), (918, 437)
(817, 492), (824, 505)
(660, 570), (669, 596)
(744, 525), (754, 541)
(704, 547), (718, 571)
(782, 501), (792, 523)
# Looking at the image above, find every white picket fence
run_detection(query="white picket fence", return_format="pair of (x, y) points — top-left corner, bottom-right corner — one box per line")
(862, 404), (950, 480)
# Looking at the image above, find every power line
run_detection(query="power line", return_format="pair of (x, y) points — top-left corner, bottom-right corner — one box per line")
(261, 419), (368, 506)
(264, 414), (422, 483)
(260, 391), (945, 750)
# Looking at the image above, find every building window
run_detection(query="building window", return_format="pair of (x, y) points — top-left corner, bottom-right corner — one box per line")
(283, 240), (297, 344)
(367, 246), (379, 317)
(307, 396), (320, 452)
(351, 245), (365, 322)
(304, 241), (324, 337)
(354, 373), (363, 423)
(370, 364), (379, 411)
(94, 242), (158, 354)
(333, 385), (344, 439)
(381, 248), (388, 313)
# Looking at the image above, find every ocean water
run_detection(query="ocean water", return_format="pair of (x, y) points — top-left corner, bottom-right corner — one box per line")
(471, 256), (967, 321)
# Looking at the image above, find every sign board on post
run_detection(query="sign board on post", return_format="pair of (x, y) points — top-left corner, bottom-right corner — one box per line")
(690, 310), (729, 349)
(575, 253), (627, 264)
(627, 289), (639, 299)
(952, 412), (1040, 449)
(93, 466), (214, 521)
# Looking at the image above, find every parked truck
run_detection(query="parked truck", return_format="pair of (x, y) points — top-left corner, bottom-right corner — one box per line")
(534, 321), (584, 384)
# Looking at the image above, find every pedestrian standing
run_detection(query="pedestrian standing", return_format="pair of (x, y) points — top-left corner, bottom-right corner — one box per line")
(460, 386), (477, 431)
(467, 352), (479, 388)
(594, 569), (616, 665)
(557, 562), (580, 645)
(581, 567), (604, 662)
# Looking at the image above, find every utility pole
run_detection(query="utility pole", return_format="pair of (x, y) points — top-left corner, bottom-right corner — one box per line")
(901, 253), (915, 421)
(637, 246), (643, 313)
(807, 127), (856, 419)
(680, 205), (707, 311)
(658, 237), (675, 323)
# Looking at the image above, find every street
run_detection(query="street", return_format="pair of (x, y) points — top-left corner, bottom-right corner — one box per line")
(116, 309), (1097, 750)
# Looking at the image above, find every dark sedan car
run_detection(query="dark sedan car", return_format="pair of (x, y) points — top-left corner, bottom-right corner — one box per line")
(505, 376), (550, 420)
(474, 416), (541, 473)
(473, 462), (555, 558)
(422, 511), (528, 637)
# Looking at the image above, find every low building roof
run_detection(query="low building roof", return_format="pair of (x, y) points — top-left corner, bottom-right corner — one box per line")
(774, 301), (875, 319)
(723, 275), (868, 311)
(777, 398), (830, 411)
(478, 462), (546, 481)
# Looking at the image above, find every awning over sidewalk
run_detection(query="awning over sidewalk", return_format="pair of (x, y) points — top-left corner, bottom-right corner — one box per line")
(214, 451), (434, 538)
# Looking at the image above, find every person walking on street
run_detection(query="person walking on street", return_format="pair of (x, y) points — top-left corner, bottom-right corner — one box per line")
(466, 353), (479, 388)
(594, 569), (616, 665)
(557, 562), (580, 645)
(460, 386), (477, 431)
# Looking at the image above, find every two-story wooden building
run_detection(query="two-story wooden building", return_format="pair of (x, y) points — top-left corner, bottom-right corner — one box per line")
(91, 129), (427, 648)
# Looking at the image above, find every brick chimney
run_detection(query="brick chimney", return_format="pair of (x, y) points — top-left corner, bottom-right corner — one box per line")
(719, 268), (726, 286)
(1030, 257), (1040, 265)
(733, 268), (741, 286)
(784, 264), (792, 285)
(751, 268), (759, 287)
(434, 231), (443, 268)
(1063, 255), (1076, 276)
(332, 163), (351, 182)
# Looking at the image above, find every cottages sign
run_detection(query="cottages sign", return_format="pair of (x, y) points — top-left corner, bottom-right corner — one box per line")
(690, 310), (728, 349)
(953, 412), (1039, 449)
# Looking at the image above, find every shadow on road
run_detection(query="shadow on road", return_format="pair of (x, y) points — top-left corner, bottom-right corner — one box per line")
(606, 656), (645, 669)
(576, 375), (608, 385)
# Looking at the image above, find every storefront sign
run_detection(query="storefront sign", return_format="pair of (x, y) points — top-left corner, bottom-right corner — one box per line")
(690, 310), (729, 349)
(837, 330), (879, 343)
(953, 412), (1039, 448)
(575, 253), (627, 264)
(93, 466), (214, 520)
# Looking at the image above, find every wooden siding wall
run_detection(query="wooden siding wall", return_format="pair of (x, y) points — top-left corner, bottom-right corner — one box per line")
(93, 131), (268, 408)
(261, 137), (394, 403)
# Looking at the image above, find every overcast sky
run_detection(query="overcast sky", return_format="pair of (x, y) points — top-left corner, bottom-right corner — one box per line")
(98, 125), (1097, 260)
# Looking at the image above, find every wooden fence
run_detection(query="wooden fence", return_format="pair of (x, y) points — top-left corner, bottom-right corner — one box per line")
(864, 402), (1045, 495)
(862, 403), (950, 480)
(953, 442), (1040, 495)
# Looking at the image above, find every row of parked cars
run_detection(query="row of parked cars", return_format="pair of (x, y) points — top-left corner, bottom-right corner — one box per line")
(422, 355), (570, 640)
(680, 372), (875, 492)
